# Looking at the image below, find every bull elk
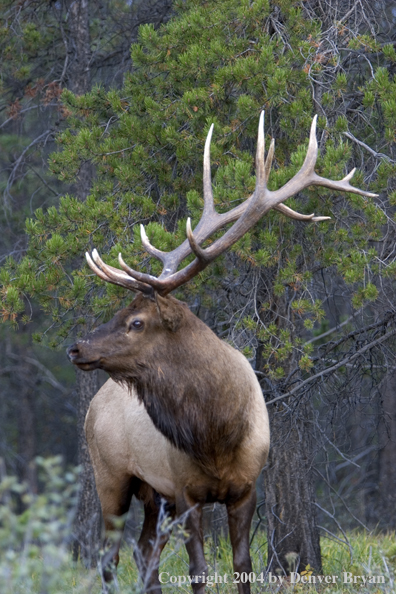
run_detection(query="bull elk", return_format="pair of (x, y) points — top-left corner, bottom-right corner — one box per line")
(67, 113), (375, 593)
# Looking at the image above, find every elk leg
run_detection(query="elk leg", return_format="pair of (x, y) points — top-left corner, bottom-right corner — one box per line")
(177, 493), (207, 594)
(97, 475), (135, 586)
(134, 495), (175, 593)
(226, 487), (257, 594)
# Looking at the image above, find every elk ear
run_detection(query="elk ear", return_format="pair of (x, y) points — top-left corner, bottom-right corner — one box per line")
(155, 294), (184, 332)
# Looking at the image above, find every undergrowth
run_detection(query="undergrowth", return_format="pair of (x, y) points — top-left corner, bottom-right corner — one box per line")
(0, 458), (395, 593)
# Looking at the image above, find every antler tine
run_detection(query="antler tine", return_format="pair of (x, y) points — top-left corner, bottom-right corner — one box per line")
(86, 251), (115, 284)
(117, 253), (164, 291)
(186, 217), (211, 263)
(274, 204), (331, 222)
(255, 111), (266, 188)
(264, 138), (275, 186)
(140, 224), (167, 264)
(203, 123), (216, 216)
(307, 114), (319, 170)
(87, 249), (153, 294)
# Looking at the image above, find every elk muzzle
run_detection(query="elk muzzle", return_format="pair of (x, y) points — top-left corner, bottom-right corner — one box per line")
(67, 342), (101, 370)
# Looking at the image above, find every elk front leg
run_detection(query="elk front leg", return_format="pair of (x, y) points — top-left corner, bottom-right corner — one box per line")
(226, 487), (257, 594)
(176, 492), (207, 594)
(135, 496), (175, 593)
(97, 476), (135, 590)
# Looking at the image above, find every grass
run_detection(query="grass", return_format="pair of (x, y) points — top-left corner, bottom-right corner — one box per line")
(110, 530), (396, 593)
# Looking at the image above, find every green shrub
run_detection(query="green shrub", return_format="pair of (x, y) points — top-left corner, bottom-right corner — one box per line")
(0, 456), (97, 594)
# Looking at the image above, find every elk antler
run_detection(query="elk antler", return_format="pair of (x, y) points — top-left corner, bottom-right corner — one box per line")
(87, 113), (377, 296)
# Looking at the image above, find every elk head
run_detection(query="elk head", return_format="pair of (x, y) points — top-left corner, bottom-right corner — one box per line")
(67, 292), (188, 378)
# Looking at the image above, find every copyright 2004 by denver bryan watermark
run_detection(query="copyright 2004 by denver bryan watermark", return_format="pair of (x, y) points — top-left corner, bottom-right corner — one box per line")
(159, 571), (386, 587)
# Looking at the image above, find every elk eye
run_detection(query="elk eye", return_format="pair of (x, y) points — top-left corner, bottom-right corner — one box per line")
(129, 319), (144, 331)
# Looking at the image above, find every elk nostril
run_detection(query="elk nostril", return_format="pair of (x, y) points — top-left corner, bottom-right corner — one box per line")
(67, 345), (80, 358)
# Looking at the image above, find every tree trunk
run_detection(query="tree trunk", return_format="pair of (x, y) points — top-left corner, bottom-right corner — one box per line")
(72, 368), (102, 566)
(378, 370), (396, 528)
(263, 400), (322, 575)
(69, 0), (91, 95)
(257, 288), (322, 575)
